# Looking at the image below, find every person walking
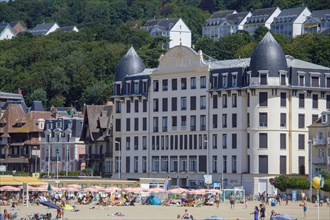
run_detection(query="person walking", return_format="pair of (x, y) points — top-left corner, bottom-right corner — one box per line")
(250, 206), (259, 220)
(215, 192), (220, 208)
(181, 209), (190, 220)
(299, 198), (307, 218)
(259, 204), (266, 220)
(229, 193), (235, 209)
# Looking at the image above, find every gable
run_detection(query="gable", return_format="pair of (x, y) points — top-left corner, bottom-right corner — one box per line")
(154, 46), (208, 75)
(170, 19), (191, 32)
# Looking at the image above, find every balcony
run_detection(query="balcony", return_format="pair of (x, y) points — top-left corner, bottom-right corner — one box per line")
(105, 152), (113, 158)
(200, 125), (206, 131)
(313, 139), (325, 145)
(89, 154), (104, 160)
(181, 125), (186, 130)
(162, 127), (168, 132)
(259, 122), (268, 127)
(312, 157), (328, 164)
(190, 126), (196, 131)
(153, 127), (158, 132)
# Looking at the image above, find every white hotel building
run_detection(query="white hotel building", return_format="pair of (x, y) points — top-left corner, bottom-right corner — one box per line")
(112, 32), (330, 195)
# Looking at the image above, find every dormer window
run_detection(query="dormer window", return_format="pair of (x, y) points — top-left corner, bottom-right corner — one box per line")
(280, 74), (286, 85)
(126, 81), (131, 94)
(222, 73), (228, 88)
(326, 75), (330, 88)
(142, 80), (148, 93)
(311, 76), (319, 87)
(260, 74), (267, 85)
(134, 81), (139, 93)
(115, 83), (121, 95)
(321, 113), (327, 123)
(299, 75), (305, 86)
(212, 74), (218, 88)
(232, 73), (237, 87)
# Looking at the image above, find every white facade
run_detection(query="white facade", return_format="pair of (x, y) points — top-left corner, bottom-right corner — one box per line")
(0, 25), (16, 40)
(244, 7), (281, 34)
(169, 18), (192, 48)
(46, 23), (60, 35)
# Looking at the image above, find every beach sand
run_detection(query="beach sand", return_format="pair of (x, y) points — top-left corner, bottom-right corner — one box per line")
(3, 200), (329, 220)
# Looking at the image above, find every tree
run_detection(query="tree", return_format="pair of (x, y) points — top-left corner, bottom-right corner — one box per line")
(28, 88), (48, 108)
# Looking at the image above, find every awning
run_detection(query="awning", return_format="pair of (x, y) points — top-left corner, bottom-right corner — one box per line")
(0, 175), (46, 186)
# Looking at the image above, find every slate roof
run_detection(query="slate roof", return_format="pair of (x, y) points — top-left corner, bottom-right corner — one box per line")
(278, 7), (306, 17)
(143, 18), (180, 31)
(56, 26), (77, 32)
(80, 104), (112, 142)
(226, 12), (250, 25)
(246, 7), (278, 24)
(250, 32), (288, 77)
(308, 9), (330, 23)
(115, 47), (145, 81)
(0, 24), (11, 34)
(31, 101), (44, 111)
(209, 11), (236, 19)
(29, 23), (57, 36)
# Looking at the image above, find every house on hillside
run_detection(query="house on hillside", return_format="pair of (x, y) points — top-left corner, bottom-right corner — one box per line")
(203, 10), (251, 40)
(0, 23), (16, 40)
(244, 7), (281, 34)
(0, 90), (28, 113)
(141, 18), (191, 49)
(303, 9), (330, 34)
(80, 103), (113, 177)
(56, 25), (79, 33)
(271, 7), (311, 38)
(29, 22), (60, 36)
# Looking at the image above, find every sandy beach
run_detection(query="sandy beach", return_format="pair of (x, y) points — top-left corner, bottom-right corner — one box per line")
(3, 200), (329, 220)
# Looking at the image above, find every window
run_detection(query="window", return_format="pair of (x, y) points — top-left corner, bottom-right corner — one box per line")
(180, 156), (187, 172)
(134, 81), (139, 93)
(247, 93), (250, 107)
(213, 75), (218, 87)
(162, 117), (168, 132)
(143, 117), (147, 131)
(162, 98), (168, 112)
(170, 156), (178, 172)
(162, 79), (168, 91)
(134, 136), (138, 150)
(115, 119), (121, 132)
(126, 137), (130, 150)
(222, 94), (227, 108)
(172, 79), (177, 90)
(280, 92), (286, 107)
(311, 76), (319, 87)
(327, 95), (330, 109)
(326, 77), (330, 88)
(223, 156), (227, 173)
(259, 133), (268, 149)
(153, 80), (159, 92)
(200, 96), (206, 109)
(134, 100), (139, 112)
(222, 114), (227, 128)
(280, 113), (286, 127)
(259, 92), (268, 106)
(142, 136), (147, 150)
(312, 114), (318, 123)
(298, 134), (305, 149)
(190, 116), (196, 131)
(181, 116), (187, 130)
(143, 99), (147, 112)
(190, 96), (196, 110)
(232, 134), (237, 149)
(200, 76), (206, 88)
(153, 99), (159, 112)
(222, 75), (228, 87)
(153, 117), (158, 132)
(259, 113), (267, 127)
(299, 75), (304, 86)
(212, 114), (218, 128)
(126, 118), (130, 131)
(212, 134), (217, 149)
(181, 78), (187, 90)
(212, 156), (217, 173)
(172, 116), (177, 130)
(126, 100), (131, 113)
(172, 97), (177, 111)
(232, 114), (237, 128)
(191, 77), (196, 89)
(232, 74), (237, 87)
(280, 156), (286, 174)
(200, 115), (206, 131)
(151, 156), (159, 172)
(280, 133), (286, 149)
(134, 118), (138, 131)
(142, 156), (147, 172)
(115, 101), (121, 113)
(161, 156), (168, 172)
(260, 74), (267, 85)
(298, 114), (305, 128)
(189, 156), (197, 172)
(312, 94), (318, 109)
(142, 81), (148, 93)
(232, 156), (237, 173)
(299, 94), (305, 108)
(222, 134), (227, 149)
(115, 84), (121, 95)
(259, 155), (268, 174)
(126, 82), (131, 94)
(213, 94), (218, 109)
(181, 97), (187, 110)
(247, 133), (250, 149)
(280, 74), (286, 85)
(232, 94), (237, 107)
(134, 156), (138, 173)
(299, 156), (305, 175)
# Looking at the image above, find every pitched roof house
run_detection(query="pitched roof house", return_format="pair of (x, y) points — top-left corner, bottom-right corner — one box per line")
(271, 7), (311, 38)
(141, 18), (191, 49)
(29, 22), (60, 36)
(203, 10), (251, 40)
(56, 25), (79, 33)
(303, 9), (330, 34)
(244, 7), (281, 34)
(0, 23), (16, 40)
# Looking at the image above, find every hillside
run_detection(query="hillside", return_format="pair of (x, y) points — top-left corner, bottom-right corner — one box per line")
(0, 0), (329, 108)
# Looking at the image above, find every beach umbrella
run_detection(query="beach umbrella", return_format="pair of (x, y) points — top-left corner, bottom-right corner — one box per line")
(168, 187), (188, 194)
(104, 187), (121, 193)
(82, 187), (98, 192)
(66, 187), (79, 192)
(0, 186), (20, 192)
(67, 184), (81, 189)
(91, 185), (106, 191)
(123, 187), (145, 193)
(206, 189), (220, 193)
(47, 183), (52, 192)
(189, 189), (207, 195)
(40, 201), (60, 209)
(146, 187), (166, 193)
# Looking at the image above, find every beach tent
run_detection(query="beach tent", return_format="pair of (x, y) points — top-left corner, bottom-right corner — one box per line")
(151, 196), (161, 205)
(271, 214), (297, 220)
(40, 201), (59, 209)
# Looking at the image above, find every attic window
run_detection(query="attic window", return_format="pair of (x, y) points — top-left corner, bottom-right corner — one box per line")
(15, 123), (23, 127)
(260, 74), (267, 85)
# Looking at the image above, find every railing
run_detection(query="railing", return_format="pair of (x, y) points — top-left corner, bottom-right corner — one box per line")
(200, 125), (206, 131)
(259, 122), (268, 127)
(153, 127), (158, 132)
(105, 152), (113, 157)
(89, 154), (104, 160)
(162, 127), (167, 132)
(313, 139), (325, 145)
(172, 126), (177, 131)
(312, 157), (327, 164)
(181, 125), (186, 130)
(191, 126), (196, 131)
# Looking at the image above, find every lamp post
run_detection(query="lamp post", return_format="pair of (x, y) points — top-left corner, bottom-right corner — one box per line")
(221, 145), (224, 190)
(56, 149), (59, 181)
(308, 139), (313, 202)
(115, 141), (121, 180)
(33, 146), (37, 173)
(66, 145), (69, 176)
(204, 140), (209, 175)
(47, 145), (50, 177)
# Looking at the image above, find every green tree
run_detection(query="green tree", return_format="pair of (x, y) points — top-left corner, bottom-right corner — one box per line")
(28, 88), (48, 107)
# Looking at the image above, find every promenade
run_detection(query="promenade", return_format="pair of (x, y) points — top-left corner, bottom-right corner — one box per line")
(4, 200), (329, 220)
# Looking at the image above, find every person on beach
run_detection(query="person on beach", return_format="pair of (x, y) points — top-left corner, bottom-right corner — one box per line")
(229, 193), (235, 209)
(181, 209), (190, 220)
(259, 204), (266, 220)
(299, 198), (307, 218)
(250, 206), (259, 220)
(215, 192), (220, 208)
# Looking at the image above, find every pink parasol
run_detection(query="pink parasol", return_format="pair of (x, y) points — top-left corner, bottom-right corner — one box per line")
(167, 187), (188, 194)
(91, 185), (106, 191)
(82, 187), (98, 193)
(66, 184), (81, 189)
(206, 189), (220, 193)
(189, 189), (207, 195)
(0, 186), (20, 192)
(123, 187), (145, 193)
(146, 187), (166, 193)
(66, 187), (79, 192)
(104, 187), (121, 193)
